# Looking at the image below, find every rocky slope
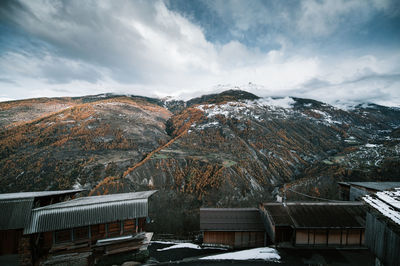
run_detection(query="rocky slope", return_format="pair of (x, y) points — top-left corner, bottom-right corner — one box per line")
(0, 90), (399, 234)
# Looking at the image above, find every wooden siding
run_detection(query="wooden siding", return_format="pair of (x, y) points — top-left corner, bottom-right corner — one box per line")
(328, 229), (341, 245)
(107, 222), (121, 237)
(204, 231), (264, 248)
(34, 218), (148, 259)
(204, 231), (235, 246)
(295, 228), (364, 246)
(365, 212), (400, 266)
(91, 224), (106, 240)
(123, 219), (135, 234)
(0, 229), (22, 255)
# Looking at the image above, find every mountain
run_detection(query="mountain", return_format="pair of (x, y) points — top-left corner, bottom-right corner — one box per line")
(1, 90), (399, 234)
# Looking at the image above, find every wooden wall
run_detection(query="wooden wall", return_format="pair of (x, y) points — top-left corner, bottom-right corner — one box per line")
(365, 212), (400, 266)
(295, 228), (364, 246)
(0, 229), (22, 255)
(35, 218), (147, 255)
(203, 231), (265, 248)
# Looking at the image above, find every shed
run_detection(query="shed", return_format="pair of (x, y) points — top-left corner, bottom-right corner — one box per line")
(0, 189), (83, 258)
(260, 202), (366, 248)
(338, 182), (400, 201)
(0, 190), (84, 231)
(0, 190), (157, 266)
(200, 208), (265, 248)
(364, 188), (400, 266)
(25, 190), (156, 234)
(26, 190), (157, 260)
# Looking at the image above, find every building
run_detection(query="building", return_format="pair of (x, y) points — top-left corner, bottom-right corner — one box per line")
(338, 182), (400, 201)
(260, 202), (366, 248)
(200, 208), (266, 248)
(0, 190), (157, 265)
(364, 188), (400, 266)
(0, 189), (83, 264)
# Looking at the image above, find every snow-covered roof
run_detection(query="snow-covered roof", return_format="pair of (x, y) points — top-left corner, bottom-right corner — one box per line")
(363, 188), (400, 226)
(339, 182), (400, 192)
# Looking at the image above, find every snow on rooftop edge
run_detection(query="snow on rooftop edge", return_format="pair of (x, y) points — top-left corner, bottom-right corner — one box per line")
(200, 247), (280, 261)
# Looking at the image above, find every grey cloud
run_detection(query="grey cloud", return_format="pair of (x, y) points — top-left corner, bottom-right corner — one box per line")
(41, 60), (104, 84)
(294, 72), (400, 107)
(1, 1), (158, 83)
(0, 77), (17, 84)
(0, 0), (399, 107)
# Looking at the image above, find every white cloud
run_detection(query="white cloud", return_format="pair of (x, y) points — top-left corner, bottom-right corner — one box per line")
(0, 0), (399, 107)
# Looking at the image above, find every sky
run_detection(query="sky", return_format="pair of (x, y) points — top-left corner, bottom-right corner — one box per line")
(0, 0), (400, 107)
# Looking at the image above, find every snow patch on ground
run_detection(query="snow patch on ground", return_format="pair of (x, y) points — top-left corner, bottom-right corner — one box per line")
(365, 143), (380, 148)
(73, 179), (82, 190)
(200, 247), (280, 261)
(197, 102), (247, 118)
(195, 96), (296, 121)
(312, 109), (342, 125)
(151, 241), (178, 245)
(156, 243), (201, 251)
(195, 121), (220, 130)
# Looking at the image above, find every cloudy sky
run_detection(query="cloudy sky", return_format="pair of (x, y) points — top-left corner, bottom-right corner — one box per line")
(0, 0), (399, 106)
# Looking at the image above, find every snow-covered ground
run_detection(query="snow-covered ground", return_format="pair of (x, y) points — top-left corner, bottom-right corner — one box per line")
(195, 97), (295, 122)
(200, 247), (280, 261)
(156, 243), (201, 251)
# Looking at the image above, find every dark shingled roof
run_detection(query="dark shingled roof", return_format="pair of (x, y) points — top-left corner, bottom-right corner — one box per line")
(200, 208), (265, 232)
(262, 202), (366, 229)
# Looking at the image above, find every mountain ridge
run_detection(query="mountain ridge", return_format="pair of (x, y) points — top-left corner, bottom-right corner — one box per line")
(1, 89), (399, 234)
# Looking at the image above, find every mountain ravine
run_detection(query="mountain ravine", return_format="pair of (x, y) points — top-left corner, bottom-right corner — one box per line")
(1, 90), (399, 235)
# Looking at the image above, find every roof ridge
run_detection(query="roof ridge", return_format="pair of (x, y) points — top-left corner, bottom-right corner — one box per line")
(32, 190), (157, 211)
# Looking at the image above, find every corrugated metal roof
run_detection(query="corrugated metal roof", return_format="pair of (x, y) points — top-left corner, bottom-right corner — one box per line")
(344, 182), (400, 192)
(200, 208), (265, 231)
(263, 202), (366, 229)
(0, 189), (84, 200)
(364, 188), (400, 226)
(261, 203), (293, 226)
(0, 189), (83, 230)
(24, 190), (157, 234)
(31, 190), (156, 210)
(0, 198), (34, 230)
